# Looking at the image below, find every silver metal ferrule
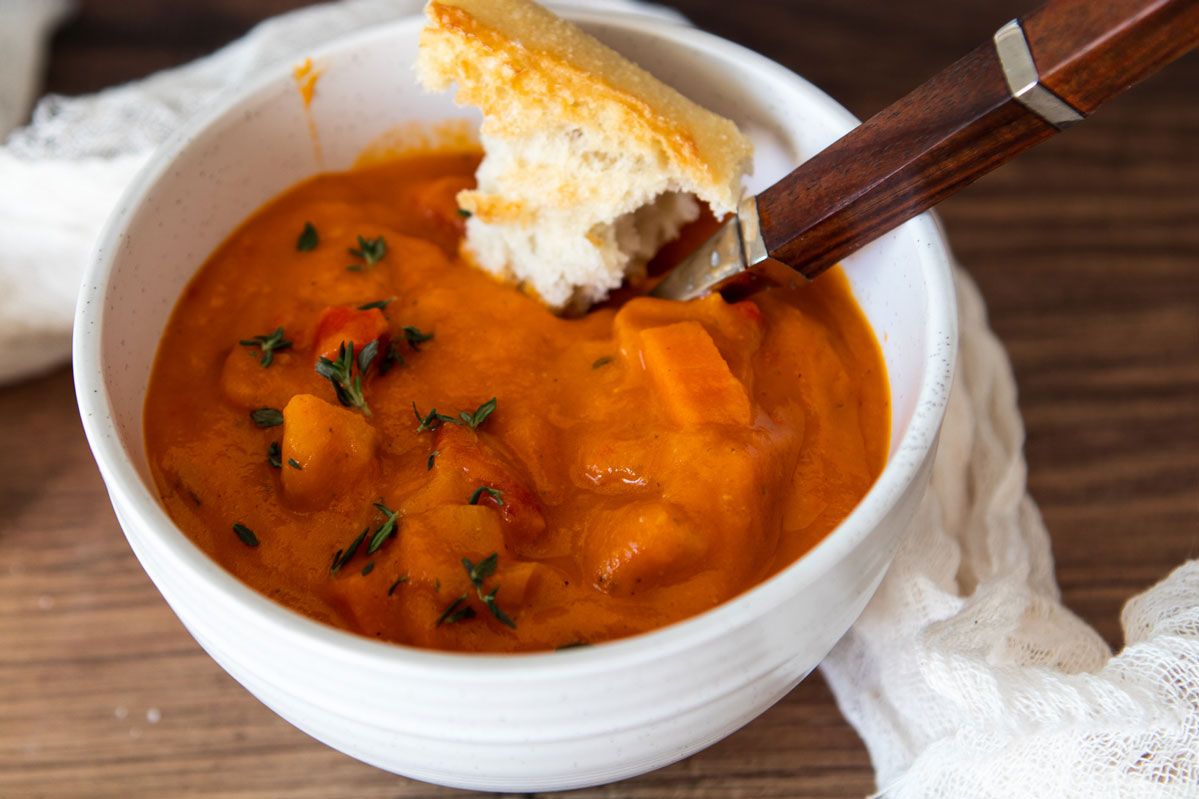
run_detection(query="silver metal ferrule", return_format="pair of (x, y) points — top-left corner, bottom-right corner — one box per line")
(650, 195), (770, 302)
(994, 19), (1084, 130)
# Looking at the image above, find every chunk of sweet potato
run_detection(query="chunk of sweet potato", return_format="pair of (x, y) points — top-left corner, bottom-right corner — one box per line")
(281, 393), (377, 505)
(614, 294), (764, 382)
(639, 321), (752, 428)
(584, 501), (708, 595)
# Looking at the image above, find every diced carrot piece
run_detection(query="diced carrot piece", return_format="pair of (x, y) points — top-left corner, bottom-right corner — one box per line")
(584, 501), (708, 596)
(281, 394), (377, 506)
(639, 321), (753, 427)
(313, 306), (389, 363)
(614, 294), (763, 384)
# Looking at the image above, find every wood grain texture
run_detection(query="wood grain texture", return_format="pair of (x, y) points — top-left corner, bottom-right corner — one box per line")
(757, 41), (1053, 278)
(2, 1), (1197, 796)
(1024, 0), (1199, 113)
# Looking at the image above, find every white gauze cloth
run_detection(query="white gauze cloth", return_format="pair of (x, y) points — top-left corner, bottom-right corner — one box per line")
(3, 2), (1196, 796)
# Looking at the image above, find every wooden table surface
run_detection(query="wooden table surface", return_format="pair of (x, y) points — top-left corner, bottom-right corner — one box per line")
(2, 1), (1196, 797)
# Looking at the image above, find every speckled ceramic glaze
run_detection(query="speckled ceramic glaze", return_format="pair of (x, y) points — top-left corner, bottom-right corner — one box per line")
(74, 12), (956, 792)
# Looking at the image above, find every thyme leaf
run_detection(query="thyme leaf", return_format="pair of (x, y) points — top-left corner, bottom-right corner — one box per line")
(591, 356), (612, 369)
(366, 503), (399, 555)
(463, 553), (498, 587)
(427, 450), (440, 471)
(401, 326), (433, 350)
(356, 297), (394, 311)
(346, 234), (386, 270)
(315, 342), (371, 415)
(462, 553), (515, 628)
(251, 408), (284, 428)
(239, 326), (292, 368)
(287, 458), (302, 470)
(361, 561), (375, 576)
(435, 594), (475, 627)
(388, 576), (408, 596)
(331, 527), (368, 575)
(232, 523), (259, 547)
(267, 441), (282, 468)
(357, 338), (379, 374)
(379, 342), (405, 376)
(459, 397), (497, 430)
(468, 486), (504, 506)
(413, 402), (457, 433)
(296, 222), (319, 251)
(457, 208), (472, 218)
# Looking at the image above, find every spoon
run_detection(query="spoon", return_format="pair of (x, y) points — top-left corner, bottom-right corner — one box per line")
(651, 0), (1199, 301)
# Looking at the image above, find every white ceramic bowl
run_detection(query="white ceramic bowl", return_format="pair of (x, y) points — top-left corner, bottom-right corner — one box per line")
(74, 11), (956, 792)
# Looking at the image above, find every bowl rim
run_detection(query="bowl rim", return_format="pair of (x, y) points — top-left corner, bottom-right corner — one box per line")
(73, 11), (957, 678)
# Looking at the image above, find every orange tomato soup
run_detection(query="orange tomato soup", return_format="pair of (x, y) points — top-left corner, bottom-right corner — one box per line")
(143, 151), (889, 653)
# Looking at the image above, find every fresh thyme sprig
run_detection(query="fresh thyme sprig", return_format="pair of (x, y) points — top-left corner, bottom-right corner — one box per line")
(459, 397), (497, 430)
(379, 342), (405, 376)
(296, 222), (319, 251)
(463, 553), (515, 628)
(315, 341), (373, 415)
(346, 234), (386, 270)
(331, 527), (368, 575)
(232, 523), (259, 547)
(468, 486), (504, 506)
(413, 402), (457, 433)
(436, 594), (476, 626)
(251, 408), (284, 428)
(401, 326), (433, 350)
(366, 503), (399, 555)
(412, 398), (497, 433)
(239, 327), (292, 368)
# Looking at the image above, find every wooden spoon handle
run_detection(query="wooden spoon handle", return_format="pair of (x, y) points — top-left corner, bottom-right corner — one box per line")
(756, 0), (1199, 280)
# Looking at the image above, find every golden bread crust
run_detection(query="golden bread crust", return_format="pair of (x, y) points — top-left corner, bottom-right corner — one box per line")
(419, 0), (751, 213)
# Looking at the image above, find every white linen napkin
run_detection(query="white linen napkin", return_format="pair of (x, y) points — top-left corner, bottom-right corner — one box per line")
(4, 2), (1195, 796)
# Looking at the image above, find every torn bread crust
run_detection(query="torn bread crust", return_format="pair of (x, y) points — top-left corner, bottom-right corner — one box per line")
(417, 0), (753, 311)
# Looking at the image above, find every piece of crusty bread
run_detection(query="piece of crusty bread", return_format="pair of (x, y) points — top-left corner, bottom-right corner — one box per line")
(417, 0), (753, 311)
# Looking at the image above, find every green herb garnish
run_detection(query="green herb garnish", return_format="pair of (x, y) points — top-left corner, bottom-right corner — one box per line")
(297, 222), (319, 251)
(459, 397), (497, 430)
(366, 503), (399, 555)
(232, 523), (259, 547)
(401, 326), (433, 350)
(388, 576), (408, 596)
(457, 208), (472, 218)
(251, 408), (284, 428)
(357, 297), (394, 311)
(287, 458), (302, 470)
(468, 486), (504, 506)
(239, 326), (292, 368)
(379, 342), (405, 376)
(267, 441), (282, 468)
(556, 641), (591, 651)
(427, 450), (440, 471)
(591, 356), (612, 369)
(331, 527), (368, 575)
(346, 234), (386, 270)
(463, 553), (515, 628)
(315, 341), (371, 415)
(413, 402), (457, 433)
(435, 594), (476, 626)
(361, 561), (375, 576)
